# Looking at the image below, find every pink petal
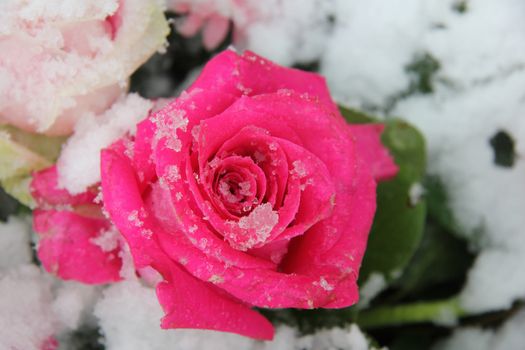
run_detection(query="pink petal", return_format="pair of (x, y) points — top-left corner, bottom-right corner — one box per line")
(101, 149), (169, 272)
(34, 210), (121, 284)
(31, 166), (97, 206)
(348, 124), (399, 181)
(103, 148), (334, 308)
(157, 264), (274, 340)
(190, 50), (339, 116)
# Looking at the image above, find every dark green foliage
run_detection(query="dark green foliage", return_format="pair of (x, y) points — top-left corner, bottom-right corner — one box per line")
(490, 130), (516, 168)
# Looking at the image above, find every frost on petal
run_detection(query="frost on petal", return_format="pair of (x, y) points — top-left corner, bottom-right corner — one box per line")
(225, 203), (279, 251)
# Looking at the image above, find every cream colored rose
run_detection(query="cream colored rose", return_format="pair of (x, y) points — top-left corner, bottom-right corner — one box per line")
(0, 0), (169, 135)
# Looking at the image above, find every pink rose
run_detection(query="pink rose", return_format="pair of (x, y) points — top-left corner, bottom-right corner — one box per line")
(0, 0), (168, 135)
(31, 166), (122, 284)
(100, 50), (398, 339)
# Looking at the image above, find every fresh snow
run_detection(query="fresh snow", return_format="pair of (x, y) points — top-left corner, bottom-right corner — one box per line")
(95, 278), (371, 350)
(57, 94), (152, 194)
(0, 216), (32, 270)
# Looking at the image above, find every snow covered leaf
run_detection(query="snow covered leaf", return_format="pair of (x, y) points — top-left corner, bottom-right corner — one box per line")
(0, 126), (65, 207)
(340, 108), (427, 285)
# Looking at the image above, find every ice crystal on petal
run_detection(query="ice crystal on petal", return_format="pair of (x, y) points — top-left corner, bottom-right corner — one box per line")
(90, 227), (120, 252)
(226, 203), (279, 251)
(319, 277), (334, 291)
(291, 160), (307, 178)
(164, 165), (181, 182)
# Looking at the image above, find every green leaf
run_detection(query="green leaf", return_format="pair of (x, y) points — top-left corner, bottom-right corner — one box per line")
(341, 105), (427, 289)
(424, 175), (462, 235)
(0, 126), (66, 207)
(339, 106), (377, 124)
(390, 219), (475, 300)
(358, 118), (427, 284)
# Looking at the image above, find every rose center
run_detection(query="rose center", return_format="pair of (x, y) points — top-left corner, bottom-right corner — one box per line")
(218, 177), (254, 205)
(205, 155), (267, 219)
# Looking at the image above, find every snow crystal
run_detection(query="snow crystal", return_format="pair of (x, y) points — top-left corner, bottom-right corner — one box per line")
(234, 203), (279, 250)
(208, 274), (224, 284)
(319, 277), (334, 291)
(409, 182), (425, 206)
(291, 160), (307, 178)
(90, 227), (121, 252)
(238, 181), (252, 196)
(57, 94), (152, 194)
(0, 216), (32, 271)
(127, 210), (144, 228)
(164, 165), (182, 182)
(151, 108), (188, 152)
(118, 243), (137, 280)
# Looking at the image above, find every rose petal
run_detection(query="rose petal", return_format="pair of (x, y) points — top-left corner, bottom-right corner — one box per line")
(157, 264), (274, 340)
(104, 148), (334, 307)
(31, 166), (97, 207)
(101, 149), (169, 271)
(348, 124), (398, 181)
(34, 210), (121, 284)
(271, 138), (335, 242)
(191, 50), (339, 116)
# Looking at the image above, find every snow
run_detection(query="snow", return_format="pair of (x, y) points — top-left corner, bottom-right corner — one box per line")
(396, 70), (525, 313)
(0, 265), (58, 350)
(52, 282), (100, 331)
(0, 216), (32, 270)
(94, 279), (255, 350)
(321, 0), (437, 109)
(0, 0), (119, 35)
(435, 308), (525, 350)
(358, 272), (387, 308)
(408, 182), (425, 206)
(90, 226), (121, 253)
(95, 278), (371, 350)
(57, 94), (152, 194)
